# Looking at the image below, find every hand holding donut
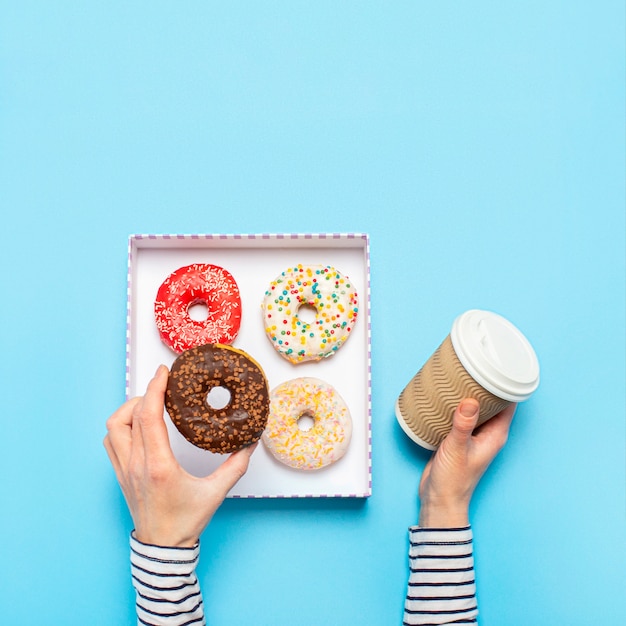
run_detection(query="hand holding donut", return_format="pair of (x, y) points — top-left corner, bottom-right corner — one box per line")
(418, 398), (516, 528)
(103, 365), (257, 548)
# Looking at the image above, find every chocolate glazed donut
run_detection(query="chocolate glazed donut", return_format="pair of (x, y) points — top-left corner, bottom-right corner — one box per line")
(165, 344), (270, 453)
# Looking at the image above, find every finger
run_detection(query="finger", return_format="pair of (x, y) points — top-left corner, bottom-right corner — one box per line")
(103, 433), (135, 506)
(106, 395), (141, 430)
(104, 396), (141, 466)
(473, 403), (517, 451)
(203, 442), (258, 499)
(134, 365), (174, 461)
(103, 434), (121, 475)
(103, 434), (128, 488)
(446, 399), (480, 447)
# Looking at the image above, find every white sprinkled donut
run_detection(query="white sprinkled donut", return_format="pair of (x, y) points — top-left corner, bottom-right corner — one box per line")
(262, 377), (352, 470)
(261, 264), (358, 364)
(154, 263), (242, 353)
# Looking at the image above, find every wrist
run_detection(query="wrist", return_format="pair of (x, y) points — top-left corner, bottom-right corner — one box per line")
(134, 524), (199, 549)
(418, 501), (470, 528)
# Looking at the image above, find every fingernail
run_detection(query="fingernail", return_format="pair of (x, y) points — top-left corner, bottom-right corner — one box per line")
(460, 399), (479, 417)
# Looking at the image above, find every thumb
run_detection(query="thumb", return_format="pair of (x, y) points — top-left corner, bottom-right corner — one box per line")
(448, 399), (480, 446)
(204, 442), (258, 499)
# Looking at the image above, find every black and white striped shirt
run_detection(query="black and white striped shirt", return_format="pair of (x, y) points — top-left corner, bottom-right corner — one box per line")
(130, 527), (477, 625)
(130, 533), (205, 626)
(404, 526), (477, 625)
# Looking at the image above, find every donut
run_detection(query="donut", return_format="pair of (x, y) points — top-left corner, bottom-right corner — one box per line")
(261, 264), (358, 364)
(262, 377), (352, 470)
(165, 343), (270, 454)
(155, 263), (242, 353)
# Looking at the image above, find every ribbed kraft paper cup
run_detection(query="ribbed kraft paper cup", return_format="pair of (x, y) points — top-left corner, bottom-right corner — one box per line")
(395, 310), (540, 450)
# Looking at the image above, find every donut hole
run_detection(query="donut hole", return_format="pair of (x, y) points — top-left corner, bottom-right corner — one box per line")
(188, 300), (209, 322)
(205, 385), (231, 410)
(297, 411), (316, 432)
(297, 303), (318, 325)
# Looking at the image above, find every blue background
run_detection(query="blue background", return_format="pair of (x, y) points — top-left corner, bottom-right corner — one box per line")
(1, 2), (624, 625)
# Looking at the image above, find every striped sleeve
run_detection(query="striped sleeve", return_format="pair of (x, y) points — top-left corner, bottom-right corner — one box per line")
(130, 533), (205, 626)
(403, 526), (478, 626)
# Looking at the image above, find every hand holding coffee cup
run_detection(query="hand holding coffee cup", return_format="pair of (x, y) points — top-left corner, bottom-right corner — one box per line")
(395, 310), (540, 450)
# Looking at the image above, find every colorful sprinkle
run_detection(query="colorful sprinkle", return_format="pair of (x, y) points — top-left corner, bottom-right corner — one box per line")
(262, 377), (352, 470)
(261, 264), (358, 364)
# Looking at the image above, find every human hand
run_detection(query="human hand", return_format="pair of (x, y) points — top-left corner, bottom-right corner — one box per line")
(418, 398), (516, 528)
(104, 364), (257, 547)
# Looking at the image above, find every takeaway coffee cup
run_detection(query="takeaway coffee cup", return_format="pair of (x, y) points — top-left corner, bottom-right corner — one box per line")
(395, 310), (540, 450)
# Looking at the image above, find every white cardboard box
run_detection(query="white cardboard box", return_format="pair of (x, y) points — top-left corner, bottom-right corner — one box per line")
(126, 233), (372, 498)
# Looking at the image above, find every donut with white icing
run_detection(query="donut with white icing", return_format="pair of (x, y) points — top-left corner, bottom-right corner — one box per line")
(155, 263), (241, 353)
(262, 377), (352, 470)
(261, 264), (358, 364)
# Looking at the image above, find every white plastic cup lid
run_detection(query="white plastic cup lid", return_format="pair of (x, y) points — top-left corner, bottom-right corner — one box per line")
(450, 310), (540, 402)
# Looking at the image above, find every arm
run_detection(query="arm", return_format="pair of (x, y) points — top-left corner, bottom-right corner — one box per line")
(104, 365), (256, 624)
(403, 399), (516, 625)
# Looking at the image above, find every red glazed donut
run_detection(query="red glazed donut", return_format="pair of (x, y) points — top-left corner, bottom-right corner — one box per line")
(155, 263), (242, 353)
